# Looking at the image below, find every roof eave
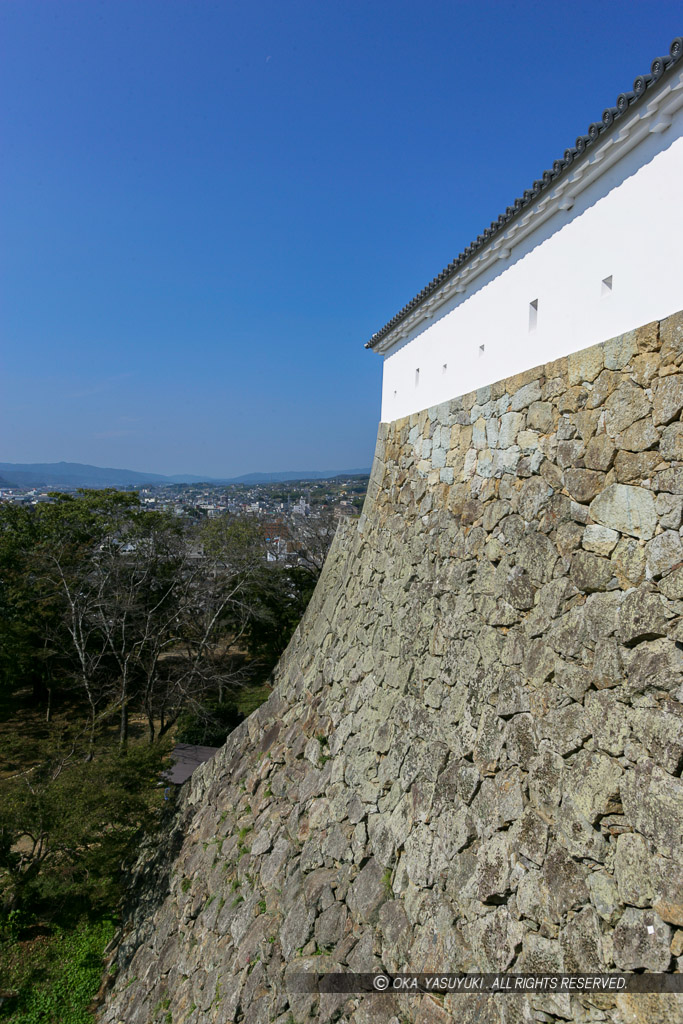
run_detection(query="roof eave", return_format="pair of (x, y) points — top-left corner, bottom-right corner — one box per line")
(366, 35), (683, 354)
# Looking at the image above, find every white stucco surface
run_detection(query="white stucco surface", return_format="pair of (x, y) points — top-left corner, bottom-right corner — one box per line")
(378, 71), (683, 422)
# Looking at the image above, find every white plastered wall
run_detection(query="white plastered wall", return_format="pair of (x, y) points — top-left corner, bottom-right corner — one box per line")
(379, 78), (683, 423)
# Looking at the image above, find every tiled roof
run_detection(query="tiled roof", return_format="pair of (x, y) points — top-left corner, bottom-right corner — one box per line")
(366, 35), (683, 351)
(163, 743), (220, 785)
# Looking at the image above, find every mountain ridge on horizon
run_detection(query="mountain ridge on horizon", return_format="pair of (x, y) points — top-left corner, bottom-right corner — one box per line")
(0, 461), (371, 489)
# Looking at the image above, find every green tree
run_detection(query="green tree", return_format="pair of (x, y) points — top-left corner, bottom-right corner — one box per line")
(0, 729), (169, 915)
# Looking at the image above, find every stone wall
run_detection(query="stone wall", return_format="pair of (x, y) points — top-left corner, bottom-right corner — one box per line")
(101, 312), (683, 1024)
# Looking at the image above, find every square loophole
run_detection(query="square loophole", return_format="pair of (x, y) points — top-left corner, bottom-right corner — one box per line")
(529, 299), (538, 332)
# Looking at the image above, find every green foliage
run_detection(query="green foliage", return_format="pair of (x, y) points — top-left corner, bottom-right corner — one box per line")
(317, 733), (331, 765)
(0, 491), (285, 748)
(0, 915), (116, 1023)
(0, 734), (169, 916)
(175, 702), (244, 746)
(0, 490), (322, 1017)
(244, 566), (316, 669)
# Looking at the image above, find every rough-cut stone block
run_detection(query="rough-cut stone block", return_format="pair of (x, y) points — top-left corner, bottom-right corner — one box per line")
(604, 330), (638, 370)
(560, 906), (604, 972)
(509, 380), (542, 412)
(658, 565), (683, 600)
(570, 549), (614, 592)
(653, 374), (683, 425)
(584, 433), (616, 471)
(590, 483), (657, 540)
(611, 536), (647, 587)
(653, 856), (683, 926)
(617, 415), (660, 453)
(604, 381), (651, 435)
(568, 344), (604, 385)
(631, 350), (662, 385)
(615, 449), (663, 484)
(634, 319), (661, 353)
(475, 831), (509, 901)
(612, 907), (672, 970)
(646, 530), (683, 580)
(346, 858), (387, 922)
(661, 422), (683, 462)
(571, 751), (623, 822)
(623, 638), (683, 697)
(629, 706), (683, 776)
(615, 832), (654, 908)
(618, 590), (670, 645)
(654, 466), (683, 493)
(563, 468), (605, 503)
(557, 795), (608, 861)
(527, 400), (554, 433)
(588, 870), (623, 924)
(660, 310), (683, 365)
(583, 524), (619, 555)
(621, 761), (683, 859)
(656, 493), (683, 529)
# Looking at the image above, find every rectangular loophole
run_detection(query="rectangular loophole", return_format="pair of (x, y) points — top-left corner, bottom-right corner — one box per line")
(529, 299), (538, 332)
(479, 345), (485, 356)
(602, 275), (613, 296)
(442, 363), (447, 374)
(415, 368), (420, 387)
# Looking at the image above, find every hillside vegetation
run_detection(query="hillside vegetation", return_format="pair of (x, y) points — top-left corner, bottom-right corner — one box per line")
(0, 490), (326, 1021)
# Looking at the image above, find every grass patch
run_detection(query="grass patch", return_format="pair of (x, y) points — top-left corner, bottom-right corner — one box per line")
(0, 915), (116, 1024)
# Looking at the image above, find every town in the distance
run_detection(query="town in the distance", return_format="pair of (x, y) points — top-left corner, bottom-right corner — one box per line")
(0, 468), (370, 570)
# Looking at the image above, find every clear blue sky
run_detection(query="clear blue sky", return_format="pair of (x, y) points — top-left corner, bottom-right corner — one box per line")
(1, 1), (680, 477)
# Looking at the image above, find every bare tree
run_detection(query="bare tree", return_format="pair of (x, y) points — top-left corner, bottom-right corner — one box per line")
(279, 506), (339, 578)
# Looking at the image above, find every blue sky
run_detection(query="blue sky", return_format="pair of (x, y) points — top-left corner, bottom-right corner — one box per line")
(1, 1), (680, 477)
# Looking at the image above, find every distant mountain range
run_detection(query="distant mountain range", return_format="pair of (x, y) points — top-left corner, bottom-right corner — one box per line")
(0, 462), (370, 489)
(226, 469), (370, 484)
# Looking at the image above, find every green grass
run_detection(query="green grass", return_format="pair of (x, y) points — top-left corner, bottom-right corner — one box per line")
(0, 916), (116, 1024)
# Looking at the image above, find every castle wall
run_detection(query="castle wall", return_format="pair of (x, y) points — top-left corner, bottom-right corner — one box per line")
(379, 73), (683, 422)
(102, 311), (683, 1024)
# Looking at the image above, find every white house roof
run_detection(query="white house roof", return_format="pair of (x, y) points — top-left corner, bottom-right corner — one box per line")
(366, 35), (682, 354)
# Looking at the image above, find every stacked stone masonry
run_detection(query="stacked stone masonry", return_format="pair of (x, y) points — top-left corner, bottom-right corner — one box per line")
(101, 312), (683, 1024)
